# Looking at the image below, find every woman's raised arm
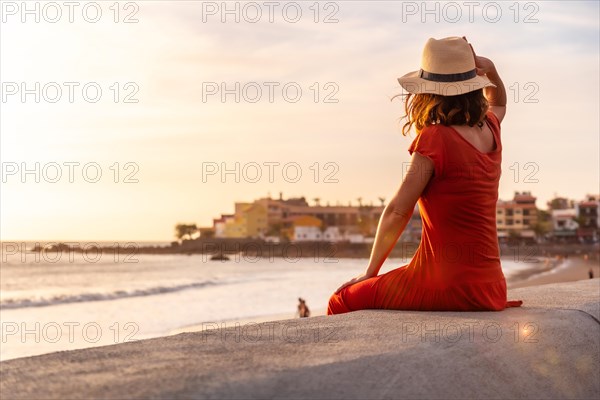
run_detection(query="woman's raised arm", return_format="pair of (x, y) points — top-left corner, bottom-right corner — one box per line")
(479, 60), (507, 124)
(464, 38), (507, 123)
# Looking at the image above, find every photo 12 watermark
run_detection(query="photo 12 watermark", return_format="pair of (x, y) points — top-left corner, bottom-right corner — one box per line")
(199, 1), (340, 24)
(1, 82), (140, 104)
(199, 320), (340, 343)
(1, 242), (140, 264)
(1, 321), (140, 344)
(201, 161), (339, 184)
(401, 320), (540, 343)
(201, 81), (339, 104)
(1, 1), (140, 24)
(197, 241), (340, 264)
(396, 81), (539, 103)
(400, 160), (540, 184)
(1, 162), (140, 183)
(399, 1), (540, 24)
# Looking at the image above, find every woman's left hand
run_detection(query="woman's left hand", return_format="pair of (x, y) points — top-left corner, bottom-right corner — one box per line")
(335, 273), (374, 294)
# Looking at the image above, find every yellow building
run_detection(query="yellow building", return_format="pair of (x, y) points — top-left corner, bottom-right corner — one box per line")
(221, 202), (268, 238)
(254, 194), (384, 237)
(242, 204), (268, 238)
(291, 215), (323, 227)
(223, 215), (247, 238)
(496, 191), (538, 241)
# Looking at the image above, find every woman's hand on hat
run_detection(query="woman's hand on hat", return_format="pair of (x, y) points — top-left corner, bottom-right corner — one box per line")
(462, 36), (497, 76)
(473, 55), (496, 77)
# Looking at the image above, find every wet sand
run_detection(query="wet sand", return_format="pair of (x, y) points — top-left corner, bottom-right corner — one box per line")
(508, 256), (600, 289)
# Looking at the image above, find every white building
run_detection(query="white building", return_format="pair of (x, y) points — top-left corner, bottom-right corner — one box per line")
(322, 226), (341, 242)
(294, 226), (323, 241)
(551, 209), (579, 231)
(293, 226), (344, 242)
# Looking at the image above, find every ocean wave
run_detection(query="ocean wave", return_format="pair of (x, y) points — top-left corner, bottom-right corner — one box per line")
(0, 280), (216, 310)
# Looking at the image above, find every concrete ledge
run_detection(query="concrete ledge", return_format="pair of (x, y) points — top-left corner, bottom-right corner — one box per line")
(508, 278), (600, 321)
(1, 279), (599, 399)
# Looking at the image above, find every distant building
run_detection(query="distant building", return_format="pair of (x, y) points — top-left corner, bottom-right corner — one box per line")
(575, 194), (599, 243)
(292, 215), (323, 242)
(547, 197), (575, 210)
(255, 193), (384, 238)
(199, 192), (598, 245)
(236, 203), (268, 238)
(496, 191), (538, 242)
(551, 208), (579, 242)
(212, 204), (268, 239)
(323, 226), (342, 242)
(213, 214), (234, 238)
(223, 214), (247, 238)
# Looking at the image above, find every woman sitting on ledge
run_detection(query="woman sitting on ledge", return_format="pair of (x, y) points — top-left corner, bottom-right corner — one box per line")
(328, 36), (523, 314)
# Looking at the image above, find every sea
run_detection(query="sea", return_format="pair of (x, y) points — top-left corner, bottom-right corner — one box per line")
(0, 244), (541, 361)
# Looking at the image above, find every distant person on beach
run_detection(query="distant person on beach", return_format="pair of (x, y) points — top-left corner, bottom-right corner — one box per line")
(589, 269), (594, 279)
(297, 298), (310, 318)
(328, 37), (523, 314)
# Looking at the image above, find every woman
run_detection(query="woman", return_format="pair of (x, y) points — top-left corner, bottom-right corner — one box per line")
(328, 37), (523, 314)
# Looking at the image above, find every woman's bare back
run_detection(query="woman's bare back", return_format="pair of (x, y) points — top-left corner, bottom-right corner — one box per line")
(449, 119), (497, 153)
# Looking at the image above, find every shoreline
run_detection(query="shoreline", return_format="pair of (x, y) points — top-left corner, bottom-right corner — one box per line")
(504, 256), (563, 285)
(507, 256), (599, 289)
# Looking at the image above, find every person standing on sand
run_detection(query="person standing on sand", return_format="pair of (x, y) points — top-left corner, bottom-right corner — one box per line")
(328, 37), (523, 314)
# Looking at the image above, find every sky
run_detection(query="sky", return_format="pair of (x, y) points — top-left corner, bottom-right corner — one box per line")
(1, 0), (599, 241)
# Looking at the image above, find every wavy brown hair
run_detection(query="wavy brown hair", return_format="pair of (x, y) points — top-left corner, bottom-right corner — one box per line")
(401, 89), (489, 136)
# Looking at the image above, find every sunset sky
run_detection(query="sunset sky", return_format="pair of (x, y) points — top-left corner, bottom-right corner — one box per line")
(1, 1), (598, 241)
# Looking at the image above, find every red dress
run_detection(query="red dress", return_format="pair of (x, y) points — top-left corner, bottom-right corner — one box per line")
(327, 111), (523, 314)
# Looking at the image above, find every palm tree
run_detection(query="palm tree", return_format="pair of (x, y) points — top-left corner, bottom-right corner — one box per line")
(356, 197), (363, 207)
(313, 197), (321, 206)
(378, 197), (386, 206)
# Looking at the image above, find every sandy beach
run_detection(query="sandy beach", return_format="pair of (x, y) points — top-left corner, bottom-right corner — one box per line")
(507, 255), (600, 289)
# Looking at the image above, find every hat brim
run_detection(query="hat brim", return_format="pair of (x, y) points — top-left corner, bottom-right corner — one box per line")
(397, 70), (496, 96)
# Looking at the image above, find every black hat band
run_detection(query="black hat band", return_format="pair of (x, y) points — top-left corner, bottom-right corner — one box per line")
(419, 68), (477, 82)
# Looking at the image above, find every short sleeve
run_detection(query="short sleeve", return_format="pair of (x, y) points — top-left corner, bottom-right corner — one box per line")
(408, 127), (445, 178)
(485, 111), (502, 150)
(486, 110), (500, 129)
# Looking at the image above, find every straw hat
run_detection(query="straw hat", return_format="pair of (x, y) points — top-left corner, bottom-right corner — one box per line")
(398, 36), (496, 96)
